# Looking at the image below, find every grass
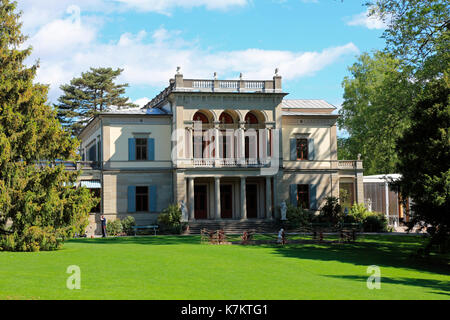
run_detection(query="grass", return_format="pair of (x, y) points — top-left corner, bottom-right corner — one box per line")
(0, 234), (449, 300)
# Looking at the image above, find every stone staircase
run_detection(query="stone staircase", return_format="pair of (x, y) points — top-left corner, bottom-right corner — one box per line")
(186, 220), (279, 235)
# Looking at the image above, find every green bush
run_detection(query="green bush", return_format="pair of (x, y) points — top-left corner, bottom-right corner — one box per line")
(106, 219), (123, 236)
(285, 204), (314, 229)
(362, 213), (388, 232)
(317, 196), (342, 225)
(0, 227), (62, 252)
(121, 216), (136, 236)
(346, 203), (370, 223)
(158, 204), (184, 234)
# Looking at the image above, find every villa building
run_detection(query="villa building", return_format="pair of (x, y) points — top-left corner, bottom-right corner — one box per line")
(78, 70), (364, 235)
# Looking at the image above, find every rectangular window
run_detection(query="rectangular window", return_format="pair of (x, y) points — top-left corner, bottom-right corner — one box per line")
(135, 138), (148, 160)
(136, 186), (149, 212)
(296, 138), (308, 160)
(297, 184), (310, 209)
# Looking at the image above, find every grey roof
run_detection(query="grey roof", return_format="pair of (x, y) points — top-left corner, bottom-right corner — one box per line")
(102, 107), (171, 115)
(282, 111), (338, 117)
(282, 99), (336, 109)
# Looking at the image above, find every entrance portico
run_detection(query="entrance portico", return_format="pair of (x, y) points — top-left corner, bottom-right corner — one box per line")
(185, 175), (274, 221)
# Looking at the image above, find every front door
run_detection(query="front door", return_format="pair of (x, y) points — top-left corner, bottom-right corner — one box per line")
(194, 185), (208, 219)
(220, 185), (233, 219)
(246, 184), (258, 218)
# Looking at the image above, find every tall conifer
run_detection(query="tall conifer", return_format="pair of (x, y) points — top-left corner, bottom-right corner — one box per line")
(0, 0), (96, 251)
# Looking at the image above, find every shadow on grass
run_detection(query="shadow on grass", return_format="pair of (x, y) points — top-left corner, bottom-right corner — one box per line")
(67, 235), (202, 246)
(324, 274), (450, 296)
(270, 239), (450, 277)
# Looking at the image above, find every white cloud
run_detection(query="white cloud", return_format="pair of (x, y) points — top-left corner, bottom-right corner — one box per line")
(28, 6), (97, 57)
(17, 0), (248, 32)
(134, 97), (151, 107)
(21, 4), (359, 102)
(112, 0), (248, 14)
(346, 9), (386, 30)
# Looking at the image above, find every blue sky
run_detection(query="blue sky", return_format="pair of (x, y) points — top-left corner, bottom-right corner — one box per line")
(18, 0), (386, 111)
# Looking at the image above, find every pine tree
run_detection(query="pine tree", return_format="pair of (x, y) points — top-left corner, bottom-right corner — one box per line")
(56, 67), (137, 135)
(0, 0), (97, 251)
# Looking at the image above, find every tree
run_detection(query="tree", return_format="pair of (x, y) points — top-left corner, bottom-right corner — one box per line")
(392, 76), (450, 253)
(0, 0), (97, 251)
(370, 0), (449, 77)
(339, 51), (416, 174)
(56, 67), (136, 135)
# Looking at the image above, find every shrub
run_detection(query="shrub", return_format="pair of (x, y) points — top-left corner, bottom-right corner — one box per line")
(0, 227), (61, 252)
(362, 213), (388, 232)
(317, 196), (342, 225)
(106, 219), (123, 236)
(346, 203), (370, 223)
(285, 204), (314, 229)
(121, 216), (136, 236)
(158, 204), (183, 234)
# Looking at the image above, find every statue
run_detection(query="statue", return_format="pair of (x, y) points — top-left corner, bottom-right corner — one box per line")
(280, 201), (287, 221)
(367, 198), (372, 212)
(180, 200), (188, 222)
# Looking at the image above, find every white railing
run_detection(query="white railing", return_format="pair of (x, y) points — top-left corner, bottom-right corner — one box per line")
(191, 158), (270, 167)
(338, 160), (357, 169)
(245, 81), (265, 89)
(192, 80), (214, 88)
(219, 81), (239, 89)
(218, 159), (238, 166)
(193, 159), (214, 167)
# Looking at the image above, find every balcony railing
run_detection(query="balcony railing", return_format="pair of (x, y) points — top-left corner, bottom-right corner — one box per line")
(338, 160), (359, 170)
(182, 79), (273, 92)
(191, 158), (272, 168)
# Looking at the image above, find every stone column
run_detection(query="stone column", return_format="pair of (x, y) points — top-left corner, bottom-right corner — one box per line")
(265, 176), (272, 220)
(188, 178), (195, 220)
(213, 121), (220, 166)
(238, 122), (246, 165)
(187, 127), (193, 160)
(215, 177), (221, 220)
(240, 177), (247, 220)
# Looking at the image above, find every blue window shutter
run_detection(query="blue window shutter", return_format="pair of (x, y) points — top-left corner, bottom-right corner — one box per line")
(128, 138), (136, 160)
(148, 138), (155, 161)
(308, 138), (315, 160)
(310, 184), (317, 210)
(149, 185), (157, 212)
(290, 139), (297, 160)
(289, 184), (297, 206)
(128, 186), (136, 213)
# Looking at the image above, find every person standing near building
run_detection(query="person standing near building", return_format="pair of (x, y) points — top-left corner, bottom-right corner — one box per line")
(101, 215), (107, 237)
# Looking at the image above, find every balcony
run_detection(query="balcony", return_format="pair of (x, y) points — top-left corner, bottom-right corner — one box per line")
(338, 160), (362, 170)
(188, 158), (272, 168)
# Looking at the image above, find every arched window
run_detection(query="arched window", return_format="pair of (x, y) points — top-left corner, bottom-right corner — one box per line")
(244, 112), (259, 160)
(245, 112), (259, 124)
(192, 111), (210, 159)
(193, 111), (209, 124)
(218, 112), (235, 159)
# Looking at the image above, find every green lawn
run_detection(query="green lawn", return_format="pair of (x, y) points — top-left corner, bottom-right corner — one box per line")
(0, 234), (449, 300)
